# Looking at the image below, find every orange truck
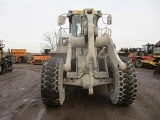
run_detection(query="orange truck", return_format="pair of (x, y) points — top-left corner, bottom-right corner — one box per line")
(11, 49), (27, 63)
(31, 55), (51, 65)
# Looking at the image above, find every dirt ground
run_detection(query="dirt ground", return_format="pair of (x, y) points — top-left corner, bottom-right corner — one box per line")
(0, 64), (160, 120)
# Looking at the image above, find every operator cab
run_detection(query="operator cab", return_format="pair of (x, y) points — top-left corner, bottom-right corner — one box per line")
(57, 9), (112, 37)
(68, 12), (99, 37)
(141, 43), (154, 54)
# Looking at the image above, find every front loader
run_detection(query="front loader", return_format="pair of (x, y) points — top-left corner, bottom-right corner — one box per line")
(0, 41), (13, 74)
(140, 41), (160, 76)
(41, 8), (137, 107)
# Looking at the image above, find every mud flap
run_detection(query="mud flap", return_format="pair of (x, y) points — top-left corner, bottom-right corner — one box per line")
(153, 64), (160, 76)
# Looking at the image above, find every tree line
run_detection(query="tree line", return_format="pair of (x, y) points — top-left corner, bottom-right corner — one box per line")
(119, 47), (138, 56)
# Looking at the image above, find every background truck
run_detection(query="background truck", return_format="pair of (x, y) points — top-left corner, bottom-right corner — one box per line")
(11, 49), (27, 63)
(30, 49), (51, 65)
(30, 55), (51, 65)
(41, 8), (137, 107)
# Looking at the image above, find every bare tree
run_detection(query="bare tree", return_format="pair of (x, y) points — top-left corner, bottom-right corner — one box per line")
(41, 31), (58, 52)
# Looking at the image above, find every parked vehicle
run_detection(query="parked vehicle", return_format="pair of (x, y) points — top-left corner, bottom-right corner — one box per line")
(41, 8), (137, 107)
(0, 41), (13, 74)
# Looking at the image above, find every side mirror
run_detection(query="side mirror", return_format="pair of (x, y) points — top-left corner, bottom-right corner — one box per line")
(107, 15), (112, 25)
(57, 15), (66, 26)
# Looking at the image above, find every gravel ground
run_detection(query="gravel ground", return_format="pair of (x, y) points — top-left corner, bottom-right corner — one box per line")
(0, 64), (160, 120)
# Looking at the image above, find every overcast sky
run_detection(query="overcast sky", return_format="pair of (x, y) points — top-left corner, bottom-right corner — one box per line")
(0, 0), (160, 53)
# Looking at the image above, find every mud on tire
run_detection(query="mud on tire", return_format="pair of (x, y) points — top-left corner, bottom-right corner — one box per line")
(108, 57), (137, 105)
(41, 57), (65, 107)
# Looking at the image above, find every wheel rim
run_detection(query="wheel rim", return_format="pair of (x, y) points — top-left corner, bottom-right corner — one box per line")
(136, 59), (142, 67)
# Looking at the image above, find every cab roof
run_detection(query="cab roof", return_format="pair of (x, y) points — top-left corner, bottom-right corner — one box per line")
(67, 9), (102, 16)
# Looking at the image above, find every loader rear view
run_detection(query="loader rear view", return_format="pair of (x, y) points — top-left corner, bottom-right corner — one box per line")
(41, 8), (137, 107)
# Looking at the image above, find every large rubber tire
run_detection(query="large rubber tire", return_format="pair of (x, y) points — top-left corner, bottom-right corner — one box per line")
(108, 57), (137, 105)
(135, 59), (142, 68)
(0, 64), (5, 74)
(0, 65), (2, 74)
(7, 61), (13, 72)
(41, 57), (65, 107)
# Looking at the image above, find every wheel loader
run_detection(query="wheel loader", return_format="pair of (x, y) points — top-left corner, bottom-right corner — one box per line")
(41, 8), (137, 107)
(129, 43), (154, 68)
(0, 41), (13, 74)
(139, 41), (160, 75)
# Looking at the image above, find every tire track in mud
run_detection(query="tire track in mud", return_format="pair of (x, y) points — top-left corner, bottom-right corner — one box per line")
(42, 86), (113, 120)
(0, 64), (43, 120)
(35, 106), (46, 120)
(0, 70), (26, 81)
(42, 68), (160, 120)
(133, 94), (160, 120)
(42, 86), (137, 120)
(10, 64), (46, 120)
(1, 65), (160, 120)
(15, 64), (42, 72)
(132, 70), (160, 120)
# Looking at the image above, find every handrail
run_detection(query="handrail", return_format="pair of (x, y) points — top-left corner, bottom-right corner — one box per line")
(98, 27), (112, 36)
